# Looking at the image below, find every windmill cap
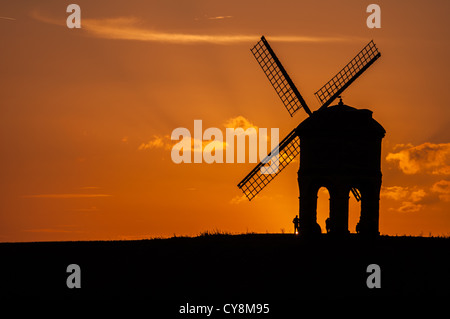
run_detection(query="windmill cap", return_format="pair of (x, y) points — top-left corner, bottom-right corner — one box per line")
(297, 103), (386, 137)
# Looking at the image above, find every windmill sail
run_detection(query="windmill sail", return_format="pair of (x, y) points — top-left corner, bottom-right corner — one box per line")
(238, 127), (300, 200)
(315, 40), (381, 110)
(251, 36), (312, 117)
(351, 187), (361, 202)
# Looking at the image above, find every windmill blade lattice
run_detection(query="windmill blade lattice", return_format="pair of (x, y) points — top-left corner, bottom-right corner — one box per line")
(238, 128), (300, 200)
(251, 36), (312, 117)
(315, 40), (381, 109)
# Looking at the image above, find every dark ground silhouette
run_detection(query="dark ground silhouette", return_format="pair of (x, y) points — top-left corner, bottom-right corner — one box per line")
(0, 234), (449, 302)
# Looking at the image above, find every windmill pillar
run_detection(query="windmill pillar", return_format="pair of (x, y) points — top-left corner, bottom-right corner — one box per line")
(298, 175), (321, 236)
(358, 178), (382, 236)
(329, 187), (350, 236)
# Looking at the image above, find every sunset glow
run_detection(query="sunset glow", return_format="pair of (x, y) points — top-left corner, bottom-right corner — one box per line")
(1, 0), (449, 242)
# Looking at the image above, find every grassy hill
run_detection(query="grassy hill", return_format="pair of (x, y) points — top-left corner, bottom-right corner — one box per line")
(0, 234), (449, 302)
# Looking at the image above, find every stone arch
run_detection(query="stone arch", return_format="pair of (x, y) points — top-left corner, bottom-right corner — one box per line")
(316, 186), (331, 233)
(298, 173), (382, 236)
(298, 175), (337, 236)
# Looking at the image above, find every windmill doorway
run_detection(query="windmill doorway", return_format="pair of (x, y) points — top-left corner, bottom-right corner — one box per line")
(315, 186), (362, 234)
(348, 188), (362, 234)
(316, 187), (331, 233)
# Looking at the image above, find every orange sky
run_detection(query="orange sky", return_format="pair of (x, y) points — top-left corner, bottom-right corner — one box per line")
(1, 0), (449, 242)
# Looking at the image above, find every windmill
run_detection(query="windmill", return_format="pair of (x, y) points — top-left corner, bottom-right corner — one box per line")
(237, 36), (385, 236)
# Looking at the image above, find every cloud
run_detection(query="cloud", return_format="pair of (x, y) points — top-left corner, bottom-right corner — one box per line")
(32, 11), (357, 45)
(0, 16), (16, 21)
(384, 143), (450, 212)
(23, 194), (112, 199)
(175, 137), (227, 154)
(392, 143), (414, 151)
(386, 142), (450, 175)
(230, 194), (248, 204)
(431, 180), (450, 202)
(381, 181), (450, 213)
(196, 139), (227, 153)
(380, 186), (410, 201)
(381, 186), (428, 213)
(141, 116), (281, 165)
(142, 116), (257, 154)
(397, 201), (422, 213)
(431, 179), (450, 193)
(138, 135), (169, 150)
(409, 189), (427, 202)
(207, 16), (233, 20)
(230, 193), (274, 204)
(223, 116), (257, 131)
(139, 134), (226, 153)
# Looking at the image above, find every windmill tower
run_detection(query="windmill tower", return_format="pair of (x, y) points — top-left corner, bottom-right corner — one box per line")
(238, 36), (385, 236)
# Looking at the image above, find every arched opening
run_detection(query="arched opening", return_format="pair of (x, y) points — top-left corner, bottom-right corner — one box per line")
(348, 188), (362, 233)
(316, 187), (330, 233)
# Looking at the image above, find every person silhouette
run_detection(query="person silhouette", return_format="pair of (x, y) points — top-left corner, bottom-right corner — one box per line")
(325, 218), (331, 233)
(292, 215), (300, 234)
(356, 222), (361, 234)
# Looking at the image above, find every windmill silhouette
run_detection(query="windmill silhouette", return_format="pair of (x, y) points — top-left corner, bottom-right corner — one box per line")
(238, 36), (386, 236)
